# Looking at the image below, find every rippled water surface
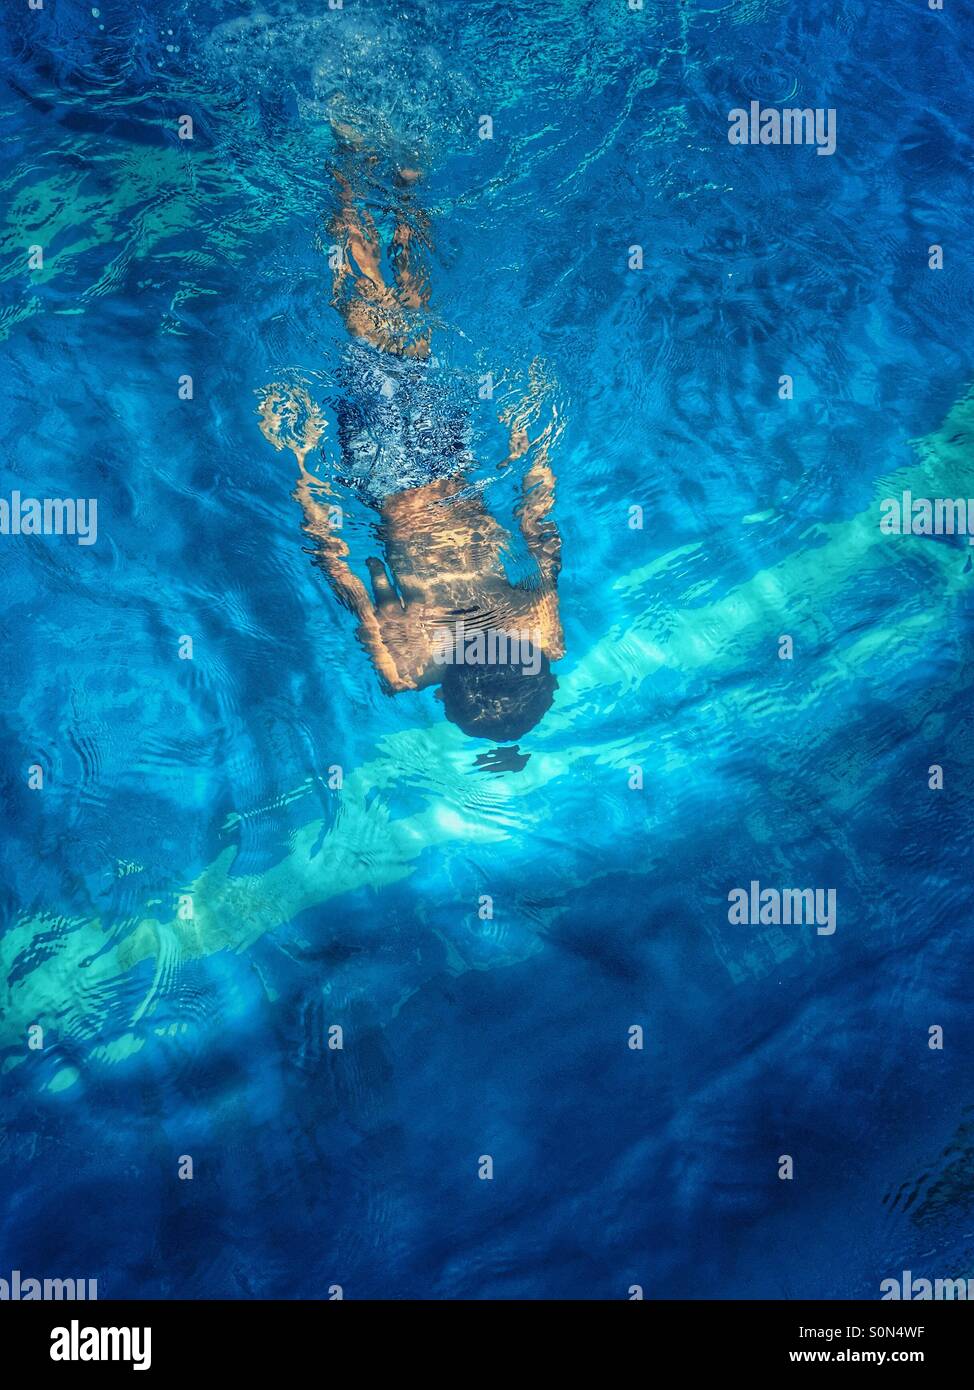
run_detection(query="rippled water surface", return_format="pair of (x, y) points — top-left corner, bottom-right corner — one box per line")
(2, 0), (974, 1298)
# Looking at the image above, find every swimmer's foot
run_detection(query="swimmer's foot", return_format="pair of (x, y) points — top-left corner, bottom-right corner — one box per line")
(328, 93), (368, 153)
(329, 95), (423, 191)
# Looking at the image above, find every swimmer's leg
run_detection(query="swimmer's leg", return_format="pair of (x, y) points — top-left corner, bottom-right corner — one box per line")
(328, 145), (431, 357)
(390, 171), (432, 312)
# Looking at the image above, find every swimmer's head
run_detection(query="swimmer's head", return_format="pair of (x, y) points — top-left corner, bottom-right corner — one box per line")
(437, 654), (557, 741)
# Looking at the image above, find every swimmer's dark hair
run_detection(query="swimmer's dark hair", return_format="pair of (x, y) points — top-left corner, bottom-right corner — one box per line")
(438, 654), (557, 741)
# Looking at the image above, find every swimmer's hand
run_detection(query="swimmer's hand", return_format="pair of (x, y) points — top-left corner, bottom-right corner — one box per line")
(355, 618), (416, 694)
(378, 670), (418, 695)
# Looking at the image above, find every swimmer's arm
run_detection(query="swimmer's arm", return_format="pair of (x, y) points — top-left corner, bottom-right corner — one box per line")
(513, 436), (564, 658)
(538, 594), (565, 662)
(293, 469), (415, 692)
(515, 439), (562, 585)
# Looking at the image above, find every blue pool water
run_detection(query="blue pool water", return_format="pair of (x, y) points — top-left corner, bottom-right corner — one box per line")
(2, 0), (974, 1300)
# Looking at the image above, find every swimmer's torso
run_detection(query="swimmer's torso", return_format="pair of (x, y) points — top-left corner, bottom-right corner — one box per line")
(373, 476), (563, 689)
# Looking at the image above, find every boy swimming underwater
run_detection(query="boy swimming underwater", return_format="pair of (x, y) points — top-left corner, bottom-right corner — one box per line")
(259, 130), (564, 742)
